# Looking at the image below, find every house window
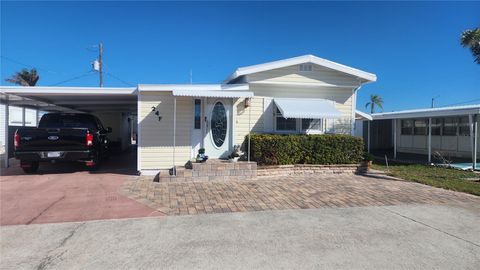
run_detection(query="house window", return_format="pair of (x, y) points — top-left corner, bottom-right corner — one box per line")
(443, 117), (457, 136)
(458, 116), (470, 136)
(414, 119), (427, 135)
(8, 106), (24, 126)
(194, 99), (201, 129)
(401, 119), (413, 135)
(275, 108), (296, 131)
(430, 118), (442, 135)
(24, 108), (37, 127)
(302, 119), (323, 132)
(299, 64), (313, 72)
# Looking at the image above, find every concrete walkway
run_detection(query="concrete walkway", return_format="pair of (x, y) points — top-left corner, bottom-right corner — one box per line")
(1, 203), (479, 269)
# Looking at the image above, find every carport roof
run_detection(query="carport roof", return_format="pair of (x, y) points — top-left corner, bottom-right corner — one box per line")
(0, 86), (137, 113)
(371, 104), (480, 120)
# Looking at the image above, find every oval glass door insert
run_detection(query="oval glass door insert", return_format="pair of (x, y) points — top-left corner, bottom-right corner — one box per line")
(211, 102), (227, 147)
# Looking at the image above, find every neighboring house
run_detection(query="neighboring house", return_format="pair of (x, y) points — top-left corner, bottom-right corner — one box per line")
(357, 105), (479, 167)
(354, 110), (372, 138)
(0, 55), (376, 174)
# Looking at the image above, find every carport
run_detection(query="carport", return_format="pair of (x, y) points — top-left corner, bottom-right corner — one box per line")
(0, 86), (138, 170)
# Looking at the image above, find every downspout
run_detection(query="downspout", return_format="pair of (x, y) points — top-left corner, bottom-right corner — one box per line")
(351, 83), (362, 136)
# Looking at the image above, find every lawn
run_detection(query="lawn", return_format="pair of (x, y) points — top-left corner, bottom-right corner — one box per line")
(372, 163), (480, 196)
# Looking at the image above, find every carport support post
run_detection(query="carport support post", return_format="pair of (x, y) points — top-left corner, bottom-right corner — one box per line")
(248, 100), (251, 162)
(4, 99), (9, 168)
(470, 114), (477, 170)
(367, 121), (371, 153)
(428, 117), (432, 164)
(393, 119), (397, 159)
(173, 97), (177, 176)
(474, 115), (477, 170)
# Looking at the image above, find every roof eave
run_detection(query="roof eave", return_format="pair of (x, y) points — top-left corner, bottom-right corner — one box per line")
(224, 54), (377, 84)
(371, 106), (480, 120)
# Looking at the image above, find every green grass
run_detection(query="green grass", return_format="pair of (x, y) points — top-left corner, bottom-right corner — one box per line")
(372, 163), (480, 196)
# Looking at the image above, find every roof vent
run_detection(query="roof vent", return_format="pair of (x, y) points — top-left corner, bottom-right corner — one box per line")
(299, 64), (313, 72)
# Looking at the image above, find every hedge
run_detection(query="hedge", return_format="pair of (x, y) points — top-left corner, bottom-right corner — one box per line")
(247, 134), (364, 166)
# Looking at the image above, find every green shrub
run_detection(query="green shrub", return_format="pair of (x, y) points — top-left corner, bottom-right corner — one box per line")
(247, 134), (364, 165)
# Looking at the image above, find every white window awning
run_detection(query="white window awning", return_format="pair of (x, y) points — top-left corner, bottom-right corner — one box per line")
(172, 90), (253, 98)
(274, 98), (342, 119)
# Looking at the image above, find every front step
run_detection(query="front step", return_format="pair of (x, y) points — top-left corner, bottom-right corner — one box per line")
(158, 159), (257, 183)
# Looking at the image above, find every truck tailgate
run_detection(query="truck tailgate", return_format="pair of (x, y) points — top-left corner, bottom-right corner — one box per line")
(16, 128), (90, 151)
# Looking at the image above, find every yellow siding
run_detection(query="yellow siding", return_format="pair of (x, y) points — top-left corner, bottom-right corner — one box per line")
(249, 84), (353, 119)
(247, 64), (359, 86)
(234, 97), (264, 145)
(139, 92), (192, 170)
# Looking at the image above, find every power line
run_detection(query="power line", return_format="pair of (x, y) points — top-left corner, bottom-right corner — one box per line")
(104, 72), (134, 86)
(441, 98), (480, 107)
(1, 55), (59, 74)
(102, 62), (135, 86)
(50, 71), (95, 86)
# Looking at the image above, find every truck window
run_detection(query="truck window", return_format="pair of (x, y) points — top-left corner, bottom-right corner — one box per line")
(38, 114), (97, 129)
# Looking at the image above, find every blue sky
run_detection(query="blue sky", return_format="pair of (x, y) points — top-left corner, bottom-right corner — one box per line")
(1, 1), (479, 112)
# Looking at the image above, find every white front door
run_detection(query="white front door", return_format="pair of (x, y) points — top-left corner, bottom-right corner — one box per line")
(204, 98), (231, 158)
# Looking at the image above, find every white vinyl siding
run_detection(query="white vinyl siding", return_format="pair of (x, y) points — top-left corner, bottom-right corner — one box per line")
(238, 64), (357, 136)
(248, 84), (354, 135)
(139, 92), (192, 170)
(248, 84), (353, 118)
(246, 64), (359, 87)
(234, 97), (264, 145)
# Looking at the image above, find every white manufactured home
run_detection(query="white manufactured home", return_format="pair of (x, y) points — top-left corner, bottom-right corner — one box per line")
(1, 55), (376, 174)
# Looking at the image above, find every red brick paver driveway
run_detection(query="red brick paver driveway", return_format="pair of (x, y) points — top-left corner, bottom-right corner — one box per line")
(124, 174), (480, 215)
(0, 152), (162, 226)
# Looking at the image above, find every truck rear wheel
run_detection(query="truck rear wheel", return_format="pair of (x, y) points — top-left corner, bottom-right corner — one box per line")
(21, 161), (39, 174)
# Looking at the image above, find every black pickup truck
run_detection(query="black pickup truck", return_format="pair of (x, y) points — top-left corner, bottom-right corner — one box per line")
(14, 113), (112, 173)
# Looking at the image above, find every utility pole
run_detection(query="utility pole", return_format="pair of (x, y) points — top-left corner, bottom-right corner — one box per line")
(99, 43), (103, 87)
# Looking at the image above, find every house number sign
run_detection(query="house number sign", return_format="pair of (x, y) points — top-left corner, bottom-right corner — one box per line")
(151, 106), (162, 122)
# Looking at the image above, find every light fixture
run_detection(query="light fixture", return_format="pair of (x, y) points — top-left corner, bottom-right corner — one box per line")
(245, 98), (251, 108)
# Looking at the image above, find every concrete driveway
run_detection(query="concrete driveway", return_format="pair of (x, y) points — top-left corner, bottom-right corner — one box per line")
(1, 203), (479, 269)
(0, 151), (162, 226)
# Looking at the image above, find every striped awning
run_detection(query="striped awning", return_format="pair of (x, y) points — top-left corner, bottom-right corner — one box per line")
(274, 98), (342, 119)
(172, 90), (253, 98)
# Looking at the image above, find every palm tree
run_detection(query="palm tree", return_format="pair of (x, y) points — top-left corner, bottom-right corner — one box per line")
(460, 27), (480, 64)
(5, 68), (40, 86)
(365, 94), (383, 114)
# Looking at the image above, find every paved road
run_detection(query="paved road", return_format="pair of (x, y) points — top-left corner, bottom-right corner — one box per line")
(2, 203), (479, 270)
